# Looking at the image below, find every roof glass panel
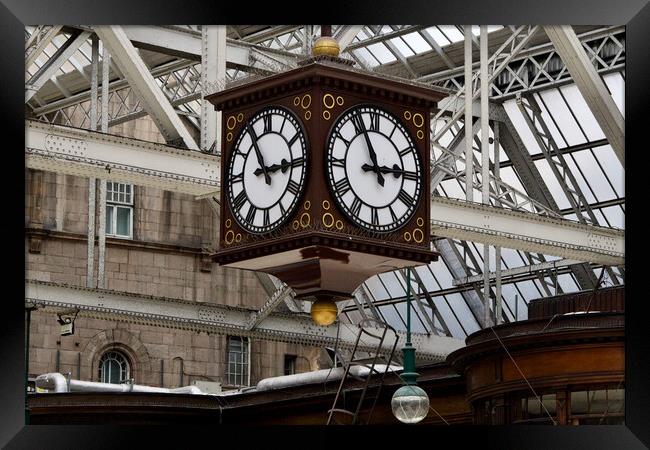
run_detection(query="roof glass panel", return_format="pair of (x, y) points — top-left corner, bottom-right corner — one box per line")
(401, 31), (432, 54)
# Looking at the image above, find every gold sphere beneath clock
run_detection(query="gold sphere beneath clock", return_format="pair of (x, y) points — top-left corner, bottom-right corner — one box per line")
(312, 36), (340, 57)
(310, 298), (339, 326)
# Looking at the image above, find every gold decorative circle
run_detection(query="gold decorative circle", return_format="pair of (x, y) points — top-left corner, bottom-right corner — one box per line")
(226, 132), (233, 142)
(235, 233), (242, 243)
(335, 220), (343, 230)
(304, 200), (311, 211)
(404, 110), (412, 121)
(403, 231), (412, 242)
(412, 113), (424, 128)
(237, 113), (244, 122)
(322, 212), (335, 228)
(225, 219), (232, 229)
(226, 116), (237, 130)
(225, 230), (235, 245)
(417, 130), (424, 140)
(300, 212), (311, 228)
(413, 228), (424, 243)
(322, 200), (330, 210)
(336, 96), (344, 106)
(293, 96), (301, 106)
(323, 93), (335, 109)
(323, 110), (331, 120)
(304, 111), (311, 121)
(416, 217), (424, 227)
(301, 94), (312, 109)
(292, 220), (300, 230)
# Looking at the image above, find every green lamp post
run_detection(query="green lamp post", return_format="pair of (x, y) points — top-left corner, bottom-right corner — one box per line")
(391, 267), (430, 424)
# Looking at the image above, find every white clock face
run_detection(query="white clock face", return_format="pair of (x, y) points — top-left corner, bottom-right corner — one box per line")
(325, 105), (422, 233)
(227, 106), (308, 234)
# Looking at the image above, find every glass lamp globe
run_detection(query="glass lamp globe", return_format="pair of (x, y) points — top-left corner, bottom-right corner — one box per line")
(391, 384), (429, 424)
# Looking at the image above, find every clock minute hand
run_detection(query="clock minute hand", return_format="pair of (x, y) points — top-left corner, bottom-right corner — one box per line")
(247, 123), (271, 185)
(357, 117), (385, 187)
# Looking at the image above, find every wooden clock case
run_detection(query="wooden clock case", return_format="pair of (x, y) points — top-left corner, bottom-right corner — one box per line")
(206, 59), (448, 300)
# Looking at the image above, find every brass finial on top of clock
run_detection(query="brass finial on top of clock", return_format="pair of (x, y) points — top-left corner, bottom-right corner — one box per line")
(312, 25), (340, 57)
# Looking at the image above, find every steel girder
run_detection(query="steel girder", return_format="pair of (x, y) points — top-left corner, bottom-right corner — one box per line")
(94, 26), (199, 150)
(424, 26), (625, 101)
(430, 196), (624, 266)
(25, 280), (464, 362)
(26, 30), (92, 103)
(25, 120), (219, 197)
(543, 26), (624, 166)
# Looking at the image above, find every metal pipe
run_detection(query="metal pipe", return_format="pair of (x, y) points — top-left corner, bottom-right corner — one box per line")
(35, 373), (68, 393)
(35, 373), (204, 394)
(255, 364), (402, 392)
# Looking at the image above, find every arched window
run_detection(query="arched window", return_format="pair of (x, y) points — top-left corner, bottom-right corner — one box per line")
(99, 350), (130, 384)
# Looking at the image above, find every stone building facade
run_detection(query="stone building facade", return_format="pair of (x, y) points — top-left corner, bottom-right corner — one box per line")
(25, 114), (321, 391)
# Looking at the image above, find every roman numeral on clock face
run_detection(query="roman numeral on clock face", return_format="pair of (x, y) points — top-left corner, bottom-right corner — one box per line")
(246, 205), (257, 224)
(287, 179), (301, 195)
(350, 197), (362, 216)
(351, 113), (365, 135)
(398, 190), (415, 206)
(369, 112), (380, 131)
(232, 190), (247, 211)
(263, 115), (272, 133)
(334, 177), (351, 195)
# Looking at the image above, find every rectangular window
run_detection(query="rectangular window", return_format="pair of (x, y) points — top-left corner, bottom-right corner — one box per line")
(284, 354), (297, 376)
(226, 336), (250, 387)
(106, 182), (133, 239)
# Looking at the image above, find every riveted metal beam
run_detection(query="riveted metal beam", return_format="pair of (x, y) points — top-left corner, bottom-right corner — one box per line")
(25, 280), (464, 362)
(25, 120), (219, 197)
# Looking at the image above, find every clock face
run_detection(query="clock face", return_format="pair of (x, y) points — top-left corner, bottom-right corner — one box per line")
(227, 106), (308, 234)
(325, 105), (423, 233)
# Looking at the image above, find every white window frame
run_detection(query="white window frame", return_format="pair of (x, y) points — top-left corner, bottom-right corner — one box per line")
(98, 350), (130, 384)
(226, 336), (251, 387)
(106, 182), (134, 239)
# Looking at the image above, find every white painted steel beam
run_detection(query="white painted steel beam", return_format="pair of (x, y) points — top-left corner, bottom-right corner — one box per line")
(25, 25), (64, 71)
(25, 280), (464, 362)
(25, 120), (219, 197)
(454, 258), (583, 286)
(334, 25), (363, 52)
(119, 25), (297, 69)
(544, 25), (625, 166)
(93, 26), (199, 150)
(25, 30), (92, 103)
(431, 197), (624, 266)
(200, 26), (226, 152)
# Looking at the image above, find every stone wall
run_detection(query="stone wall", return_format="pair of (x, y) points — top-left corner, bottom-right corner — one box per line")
(28, 311), (321, 388)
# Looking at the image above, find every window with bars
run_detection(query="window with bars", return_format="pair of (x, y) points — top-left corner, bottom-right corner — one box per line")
(99, 350), (130, 384)
(226, 336), (250, 387)
(106, 182), (133, 239)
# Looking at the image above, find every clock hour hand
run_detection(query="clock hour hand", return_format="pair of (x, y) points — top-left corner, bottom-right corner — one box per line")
(254, 159), (291, 176)
(247, 123), (271, 185)
(356, 116), (385, 187)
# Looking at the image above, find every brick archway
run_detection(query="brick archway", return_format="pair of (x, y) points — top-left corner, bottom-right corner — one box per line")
(80, 328), (152, 384)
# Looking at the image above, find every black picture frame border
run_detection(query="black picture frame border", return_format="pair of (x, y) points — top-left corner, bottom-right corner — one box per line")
(2, 0), (648, 448)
